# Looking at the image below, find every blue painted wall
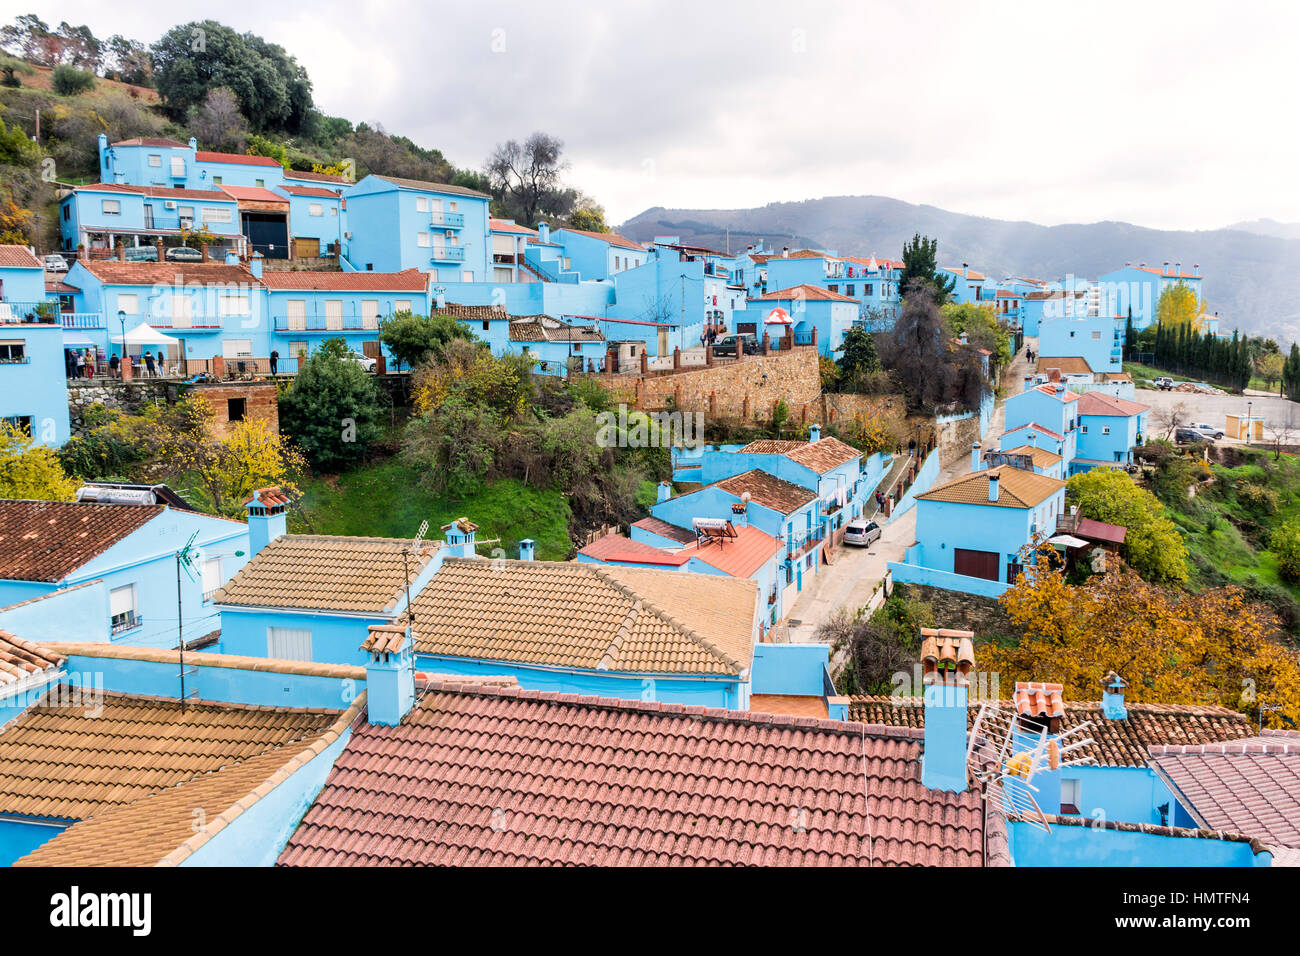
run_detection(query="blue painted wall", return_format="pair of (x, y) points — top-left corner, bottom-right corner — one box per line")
(1008, 820), (1266, 867)
(0, 817), (69, 866)
(0, 321), (71, 446)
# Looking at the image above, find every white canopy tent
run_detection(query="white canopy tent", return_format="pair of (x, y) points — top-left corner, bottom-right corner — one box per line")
(110, 322), (181, 347)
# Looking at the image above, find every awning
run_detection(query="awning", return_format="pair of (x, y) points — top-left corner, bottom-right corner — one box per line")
(62, 331), (96, 346)
(764, 307), (792, 325)
(1048, 534), (1090, 549)
(110, 321), (181, 346)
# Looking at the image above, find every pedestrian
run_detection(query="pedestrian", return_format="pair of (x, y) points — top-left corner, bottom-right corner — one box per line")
(109, 354), (120, 379)
(65, 351), (75, 379)
(270, 348), (279, 375)
(155, 352), (165, 376)
(74, 350), (85, 379)
(144, 352), (156, 378)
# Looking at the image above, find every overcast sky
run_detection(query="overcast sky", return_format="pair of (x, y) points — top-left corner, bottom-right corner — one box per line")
(11, 0), (1297, 230)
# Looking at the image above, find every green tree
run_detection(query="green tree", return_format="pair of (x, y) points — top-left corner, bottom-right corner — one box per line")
(1271, 520), (1300, 584)
(836, 326), (880, 380)
(278, 338), (383, 470)
(941, 301), (1012, 370)
(568, 202), (607, 233)
(0, 423), (78, 500)
(401, 396), (501, 499)
(898, 233), (956, 304)
(1066, 469), (1188, 585)
(51, 64), (95, 95)
(379, 310), (472, 371)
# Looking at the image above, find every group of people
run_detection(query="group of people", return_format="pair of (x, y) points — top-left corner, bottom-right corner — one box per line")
(65, 349), (168, 379)
(700, 323), (728, 348)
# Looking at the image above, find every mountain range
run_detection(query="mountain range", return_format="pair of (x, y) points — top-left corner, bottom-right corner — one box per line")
(619, 197), (1300, 343)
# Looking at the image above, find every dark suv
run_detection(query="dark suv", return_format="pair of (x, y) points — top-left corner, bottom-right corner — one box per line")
(1174, 427), (1207, 445)
(713, 333), (759, 357)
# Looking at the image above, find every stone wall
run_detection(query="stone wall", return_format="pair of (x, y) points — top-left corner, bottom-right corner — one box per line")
(186, 382), (278, 438)
(936, 411), (982, 470)
(902, 583), (1016, 641)
(66, 378), (279, 438)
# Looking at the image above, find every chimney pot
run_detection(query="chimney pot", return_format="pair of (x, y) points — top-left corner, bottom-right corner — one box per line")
(518, 538), (535, 561)
(988, 471), (1000, 502)
(245, 487), (289, 557)
(920, 627), (974, 792)
(1101, 671), (1128, 720)
(656, 481), (672, 504)
(361, 624), (415, 726)
(808, 424), (821, 442)
(970, 442), (981, 472)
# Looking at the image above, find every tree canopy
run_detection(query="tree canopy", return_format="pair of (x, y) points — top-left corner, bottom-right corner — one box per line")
(485, 132), (576, 227)
(279, 338), (384, 471)
(1066, 468), (1188, 584)
(898, 233), (956, 304)
(0, 423), (78, 501)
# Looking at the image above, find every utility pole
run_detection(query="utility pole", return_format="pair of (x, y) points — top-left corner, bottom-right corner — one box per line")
(176, 553), (187, 713)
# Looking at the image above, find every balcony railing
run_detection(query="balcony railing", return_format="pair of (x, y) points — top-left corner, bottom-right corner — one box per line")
(429, 211), (466, 228)
(274, 314), (383, 333)
(60, 312), (107, 329)
(430, 245), (466, 262)
(0, 301), (61, 323)
(110, 613), (142, 635)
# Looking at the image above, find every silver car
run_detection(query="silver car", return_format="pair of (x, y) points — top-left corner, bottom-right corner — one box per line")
(343, 351), (378, 373)
(43, 254), (69, 273)
(843, 519), (882, 547)
(1188, 422), (1225, 440)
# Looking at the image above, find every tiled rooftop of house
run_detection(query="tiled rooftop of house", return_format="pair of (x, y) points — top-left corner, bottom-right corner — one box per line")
(218, 185), (289, 205)
(508, 314), (604, 342)
(489, 218), (538, 236)
(1075, 391), (1151, 417)
(578, 533), (691, 566)
(0, 689), (343, 821)
(195, 149), (282, 167)
(716, 468), (818, 514)
(370, 174), (491, 200)
(80, 260), (260, 286)
(630, 516), (696, 544)
(0, 631), (63, 688)
(278, 681), (996, 866)
(1036, 356), (1094, 376)
(737, 436), (861, 474)
(1002, 422), (1065, 441)
(75, 183), (239, 202)
(0, 499), (162, 582)
(749, 693), (830, 719)
(277, 184), (344, 199)
(1030, 383), (1080, 402)
(674, 524), (781, 578)
(755, 283), (859, 303)
(848, 695), (1253, 767)
(1002, 444), (1063, 468)
(554, 226), (645, 251)
(0, 244), (46, 269)
(408, 558), (755, 676)
(259, 268), (427, 291)
(283, 168), (351, 185)
(917, 464), (1064, 510)
(1147, 731), (1300, 850)
(213, 535), (441, 615)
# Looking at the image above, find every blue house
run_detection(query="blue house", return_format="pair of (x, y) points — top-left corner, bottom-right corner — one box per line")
(0, 489), (251, 649)
(273, 184), (347, 259)
(489, 218), (539, 283)
(1037, 311), (1125, 375)
(891, 464), (1066, 597)
(1073, 391), (1150, 471)
(734, 285), (858, 357)
(58, 184), (243, 258)
(1097, 262), (1204, 330)
(344, 174), (492, 279)
(1, 246), (70, 445)
(940, 265), (989, 304)
(1002, 383), (1080, 443)
(1020, 285), (1088, 337)
(999, 422), (1074, 463)
(548, 227), (647, 281)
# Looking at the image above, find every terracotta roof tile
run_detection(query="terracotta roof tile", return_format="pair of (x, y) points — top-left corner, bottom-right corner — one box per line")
(0, 690), (341, 821)
(1014, 681), (1065, 719)
(277, 184), (343, 199)
(1036, 356), (1094, 376)
(508, 314), (603, 342)
(631, 516), (695, 544)
(750, 694), (830, 719)
(848, 696), (1253, 768)
(218, 185), (289, 204)
(278, 683), (991, 866)
(716, 469), (818, 514)
(259, 269), (426, 292)
(1075, 391), (1150, 417)
(755, 284), (859, 303)
(917, 465), (1064, 510)
(490, 219), (538, 236)
(79, 260), (259, 287)
(1002, 422), (1065, 442)
(111, 137), (186, 148)
(1031, 383), (1080, 402)
(0, 500), (162, 582)
(409, 558), (756, 676)
(0, 245), (44, 269)
(675, 525), (781, 577)
(0, 631), (63, 688)
(73, 183), (238, 202)
(1148, 742), (1300, 848)
(284, 168), (351, 185)
(195, 150), (282, 168)
(370, 174), (490, 200)
(578, 534), (691, 566)
(553, 227), (644, 251)
(214, 535), (440, 615)
(737, 437), (861, 474)
(1001, 444), (1063, 468)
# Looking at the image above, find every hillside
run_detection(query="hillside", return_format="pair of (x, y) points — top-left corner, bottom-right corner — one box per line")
(620, 196), (1300, 343)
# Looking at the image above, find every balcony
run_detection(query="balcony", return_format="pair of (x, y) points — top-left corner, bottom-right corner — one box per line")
(0, 301), (60, 324)
(110, 612), (142, 636)
(430, 245), (466, 263)
(61, 312), (107, 330)
(429, 211), (465, 229)
(274, 313), (383, 333)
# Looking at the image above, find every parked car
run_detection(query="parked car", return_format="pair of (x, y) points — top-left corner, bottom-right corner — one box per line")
(43, 254), (69, 273)
(842, 519), (882, 547)
(123, 246), (158, 262)
(1174, 427), (1208, 445)
(165, 246), (203, 262)
(1154, 376), (1174, 390)
(342, 351), (377, 373)
(1188, 422), (1225, 440)
(713, 333), (759, 357)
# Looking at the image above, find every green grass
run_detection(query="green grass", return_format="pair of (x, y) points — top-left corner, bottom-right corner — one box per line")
(290, 458), (574, 560)
(1124, 361), (1198, 390)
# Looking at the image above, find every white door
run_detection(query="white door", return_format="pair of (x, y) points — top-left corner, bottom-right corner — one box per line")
(287, 299), (307, 331)
(325, 300), (343, 331)
(171, 292), (192, 328)
(361, 300), (380, 330)
(267, 626), (313, 662)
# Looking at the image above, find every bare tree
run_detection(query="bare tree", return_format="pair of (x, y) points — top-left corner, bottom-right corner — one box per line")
(484, 132), (574, 227)
(1157, 400), (1189, 440)
(1267, 411), (1296, 460)
(187, 87), (248, 153)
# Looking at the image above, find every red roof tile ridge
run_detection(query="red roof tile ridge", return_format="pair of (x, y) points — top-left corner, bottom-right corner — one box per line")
(44, 642), (367, 680)
(1149, 741), (1300, 756)
(157, 691), (368, 866)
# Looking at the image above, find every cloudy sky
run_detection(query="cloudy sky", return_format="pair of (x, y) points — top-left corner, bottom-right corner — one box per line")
(13, 0), (1298, 230)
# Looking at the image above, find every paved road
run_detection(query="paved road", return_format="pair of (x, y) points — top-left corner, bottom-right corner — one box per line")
(1133, 387), (1300, 441)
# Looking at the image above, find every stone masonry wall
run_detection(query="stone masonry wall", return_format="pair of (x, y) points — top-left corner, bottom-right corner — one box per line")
(66, 379), (278, 439)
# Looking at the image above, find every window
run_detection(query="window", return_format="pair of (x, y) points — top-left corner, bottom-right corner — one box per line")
(218, 294), (250, 317)
(828, 284), (838, 293)
(178, 206), (194, 225)
(289, 341), (308, 361)
(227, 397), (246, 422)
(417, 232), (431, 248)
(286, 300), (307, 331)
(101, 199), (121, 216)
(1081, 425), (1088, 434)
(1060, 778), (1081, 814)
(110, 584), (139, 634)
(846, 284), (855, 296)
(255, 178), (265, 188)
(222, 339), (252, 358)
(865, 283), (873, 296)
(416, 196), (430, 212)
(361, 300), (380, 330)
(1091, 330), (1101, 340)
(1102, 425), (1111, 435)
(62, 204), (70, 221)
(0, 340), (26, 363)
(449, 201), (458, 212)
(268, 626), (313, 661)
(149, 154), (162, 167)
(201, 557), (222, 601)
(325, 300), (343, 331)
(394, 300), (412, 314)
(170, 155), (185, 178)
(309, 203), (323, 217)
(170, 293), (192, 328)
(614, 256), (621, 270)
(117, 293), (139, 315)
(481, 320), (490, 332)
(2, 415), (32, 434)
(212, 176), (223, 185)
(461, 270), (474, 282)
(202, 207), (233, 224)
(330, 207), (338, 216)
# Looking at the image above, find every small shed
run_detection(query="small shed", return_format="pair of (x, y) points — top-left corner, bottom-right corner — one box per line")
(1225, 415), (1264, 441)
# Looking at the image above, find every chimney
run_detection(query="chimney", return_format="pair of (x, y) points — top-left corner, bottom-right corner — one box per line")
(537, 222), (550, 244)
(988, 470), (1000, 502)
(518, 538), (535, 561)
(809, 423), (821, 442)
(434, 289), (446, 310)
(1101, 671), (1128, 720)
(361, 623), (415, 726)
(962, 262), (968, 279)
(1013, 681), (1065, 735)
(920, 628), (975, 792)
(782, 246), (789, 258)
(959, 331), (969, 346)
(245, 486), (289, 557)
(1139, 262), (1146, 267)
(1028, 431), (1037, 449)
(441, 516), (478, 557)
(1193, 263), (1199, 276)
(117, 241), (126, 262)
(188, 136), (197, 151)
(249, 251), (264, 279)
(224, 250), (240, 265)
(200, 242), (209, 262)
(155, 238), (164, 262)
(1175, 261), (1181, 274)
(970, 442), (981, 472)
(1125, 261), (1131, 267)
(656, 481), (672, 504)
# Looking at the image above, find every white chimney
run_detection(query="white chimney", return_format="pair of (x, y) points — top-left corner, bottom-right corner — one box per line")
(971, 442), (981, 472)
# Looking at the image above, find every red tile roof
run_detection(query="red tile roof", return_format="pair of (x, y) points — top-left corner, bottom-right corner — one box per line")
(630, 516), (695, 544)
(0, 631), (63, 688)
(196, 150), (282, 168)
(1148, 733), (1300, 848)
(676, 524), (781, 577)
(1075, 517), (1127, 545)
(80, 260), (259, 287)
(749, 694), (830, 719)
(1013, 681), (1065, 720)
(278, 681), (995, 866)
(369, 174), (491, 200)
(45, 280), (80, 294)
(554, 227), (644, 251)
(754, 284), (859, 303)
(736, 438), (861, 474)
(1002, 422), (1065, 441)
(0, 245), (42, 269)
(259, 269), (426, 292)
(284, 168), (351, 185)
(490, 218), (539, 236)
(1075, 391), (1150, 417)
(715, 468), (817, 514)
(577, 534), (691, 566)
(112, 137), (187, 148)
(219, 185), (288, 204)
(1031, 383), (1079, 402)
(278, 184), (343, 199)
(0, 500), (162, 582)
(73, 183), (238, 202)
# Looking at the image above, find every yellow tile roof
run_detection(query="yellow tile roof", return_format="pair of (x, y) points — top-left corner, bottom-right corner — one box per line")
(409, 558), (757, 676)
(213, 535), (441, 614)
(1002, 444), (1063, 468)
(917, 465), (1064, 510)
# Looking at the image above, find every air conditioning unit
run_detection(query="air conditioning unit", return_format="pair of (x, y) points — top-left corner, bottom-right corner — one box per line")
(163, 200), (177, 210)
(344, 232), (352, 239)
(445, 230), (454, 238)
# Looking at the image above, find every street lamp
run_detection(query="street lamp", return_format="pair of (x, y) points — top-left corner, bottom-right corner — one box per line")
(1247, 400), (1253, 444)
(117, 309), (126, 372)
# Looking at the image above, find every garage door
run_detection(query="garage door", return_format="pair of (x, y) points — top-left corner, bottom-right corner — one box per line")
(954, 548), (1000, 581)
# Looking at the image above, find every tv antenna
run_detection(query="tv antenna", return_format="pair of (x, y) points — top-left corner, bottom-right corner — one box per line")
(174, 531), (202, 713)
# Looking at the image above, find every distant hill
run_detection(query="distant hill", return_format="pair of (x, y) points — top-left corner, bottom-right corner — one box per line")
(1225, 218), (1300, 241)
(620, 196), (1300, 343)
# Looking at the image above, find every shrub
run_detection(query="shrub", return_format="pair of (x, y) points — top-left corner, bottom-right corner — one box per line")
(278, 340), (383, 470)
(51, 65), (95, 96)
(1271, 520), (1300, 584)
